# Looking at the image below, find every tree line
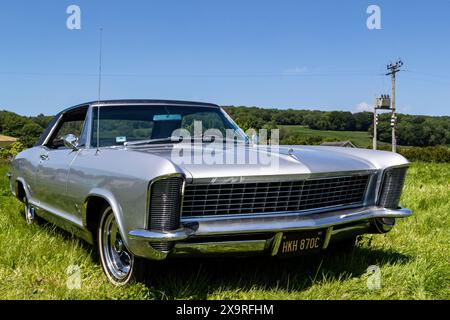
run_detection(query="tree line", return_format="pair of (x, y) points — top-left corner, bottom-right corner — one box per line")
(0, 110), (53, 147)
(0, 106), (449, 150)
(223, 106), (450, 147)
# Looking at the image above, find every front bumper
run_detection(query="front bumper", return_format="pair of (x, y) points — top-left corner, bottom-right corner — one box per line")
(128, 206), (412, 260)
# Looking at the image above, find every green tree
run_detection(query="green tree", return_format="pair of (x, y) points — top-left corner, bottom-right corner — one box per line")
(20, 122), (44, 147)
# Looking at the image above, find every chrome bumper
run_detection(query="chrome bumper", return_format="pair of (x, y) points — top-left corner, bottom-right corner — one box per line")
(129, 206), (412, 243)
(128, 206), (412, 260)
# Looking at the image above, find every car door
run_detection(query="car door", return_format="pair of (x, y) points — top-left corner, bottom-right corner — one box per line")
(35, 107), (89, 216)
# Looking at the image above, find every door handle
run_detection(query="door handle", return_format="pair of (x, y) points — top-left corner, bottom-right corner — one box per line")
(40, 154), (49, 161)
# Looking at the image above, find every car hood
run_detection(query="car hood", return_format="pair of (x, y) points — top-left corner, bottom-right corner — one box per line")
(129, 144), (409, 182)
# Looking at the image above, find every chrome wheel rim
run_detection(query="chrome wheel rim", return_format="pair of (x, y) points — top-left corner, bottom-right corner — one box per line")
(24, 200), (35, 225)
(101, 210), (133, 281)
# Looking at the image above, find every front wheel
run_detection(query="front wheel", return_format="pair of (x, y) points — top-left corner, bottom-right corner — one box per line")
(97, 206), (146, 286)
(23, 196), (36, 225)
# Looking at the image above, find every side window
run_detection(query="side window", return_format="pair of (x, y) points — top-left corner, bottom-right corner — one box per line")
(46, 107), (88, 150)
(57, 121), (84, 138)
(35, 114), (61, 147)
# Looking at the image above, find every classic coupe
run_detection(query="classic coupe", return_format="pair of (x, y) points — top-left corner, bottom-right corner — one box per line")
(8, 100), (412, 285)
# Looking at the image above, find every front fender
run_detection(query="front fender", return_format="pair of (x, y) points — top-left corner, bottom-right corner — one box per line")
(83, 188), (126, 238)
(82, 188), (165, 259)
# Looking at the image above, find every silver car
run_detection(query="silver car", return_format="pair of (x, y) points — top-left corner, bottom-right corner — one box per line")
(8, 100), (412, 286)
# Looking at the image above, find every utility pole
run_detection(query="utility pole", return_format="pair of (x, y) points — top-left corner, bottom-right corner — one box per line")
(373, 94), (391, 150)
(386, 60), (403, 153)
(373, 97), (378, 150)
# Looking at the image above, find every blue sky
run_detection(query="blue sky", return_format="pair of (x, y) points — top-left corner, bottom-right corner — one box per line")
(0, 0), (449, 116)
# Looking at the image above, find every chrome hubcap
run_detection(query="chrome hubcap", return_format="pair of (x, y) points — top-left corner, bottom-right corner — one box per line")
(114, 238), (124, 253)
(102, 211), (133, 280)
(25, 202), (35, 225)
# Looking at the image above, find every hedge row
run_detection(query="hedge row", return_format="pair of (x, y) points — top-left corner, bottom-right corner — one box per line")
(376, 145), (450, 163)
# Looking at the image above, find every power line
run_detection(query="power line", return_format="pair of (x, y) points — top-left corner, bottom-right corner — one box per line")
(403, 69), (450, 80)
(0, 70), (385, 78)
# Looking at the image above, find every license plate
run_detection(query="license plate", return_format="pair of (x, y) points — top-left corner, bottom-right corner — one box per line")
(277, 230), (325, 257)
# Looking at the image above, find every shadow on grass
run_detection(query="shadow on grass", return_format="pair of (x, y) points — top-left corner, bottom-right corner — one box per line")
(144, 244), (412, 299)
(33, 217), (412, 299)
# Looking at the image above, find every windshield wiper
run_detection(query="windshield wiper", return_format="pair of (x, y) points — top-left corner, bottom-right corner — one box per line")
(124, 137), (183, 147)
(124, 136), (219, 147)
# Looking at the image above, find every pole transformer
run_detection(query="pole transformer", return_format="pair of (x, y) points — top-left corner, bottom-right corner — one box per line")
(373, 94), (391, 150)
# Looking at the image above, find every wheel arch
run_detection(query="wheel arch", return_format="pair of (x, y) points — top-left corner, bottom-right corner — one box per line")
(15, 177), (30, 203)
(82, 189), (127, 245)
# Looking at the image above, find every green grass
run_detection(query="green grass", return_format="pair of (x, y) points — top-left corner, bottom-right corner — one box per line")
(280, 125), (376, 148)
(0, 162), (449, 300)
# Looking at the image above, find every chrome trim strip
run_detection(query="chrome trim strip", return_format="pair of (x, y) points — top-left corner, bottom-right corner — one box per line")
(181, 203), (364, 222)
(42, 113), (64, 146)
(84, 105), (94, 148)
(322, 227), (333, 249)
(91, 103), (219, 108)
(191, 170), (376, 185)
(172, 240), (267, 256)
(363, 172), (377, 207)
(27, 200), (93, 243)
(129, 206), (412, 243)
(271, 232), (283, 256)
(130, 227), (194, 242)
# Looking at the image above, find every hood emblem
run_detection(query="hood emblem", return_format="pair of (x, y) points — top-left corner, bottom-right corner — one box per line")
(288, 148), (301, 161)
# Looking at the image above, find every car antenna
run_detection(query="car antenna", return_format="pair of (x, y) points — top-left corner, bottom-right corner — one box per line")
(96, 27), (103, 154)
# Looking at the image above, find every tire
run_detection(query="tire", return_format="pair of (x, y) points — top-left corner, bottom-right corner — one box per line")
(97, 205), (146, 286)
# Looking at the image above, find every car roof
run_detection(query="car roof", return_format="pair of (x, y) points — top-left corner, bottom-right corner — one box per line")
(61, 99), (220, 114)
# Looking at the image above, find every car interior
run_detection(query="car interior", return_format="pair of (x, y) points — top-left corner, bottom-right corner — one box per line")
(46, 107), (89, 149)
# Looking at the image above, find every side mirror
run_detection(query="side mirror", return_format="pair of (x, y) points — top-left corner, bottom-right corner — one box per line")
(251, 133), (259, 145)
(63, 134), (79, 151)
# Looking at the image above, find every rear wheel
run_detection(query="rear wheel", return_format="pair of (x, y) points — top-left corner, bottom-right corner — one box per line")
(97, 206), (146, 286)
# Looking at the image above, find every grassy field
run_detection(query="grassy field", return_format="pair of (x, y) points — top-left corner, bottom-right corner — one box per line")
(280, 125), (375, 148)
(0, 162), (449, 300)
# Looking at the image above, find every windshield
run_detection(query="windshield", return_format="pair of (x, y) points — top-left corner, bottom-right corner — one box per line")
(91, 105), (247, 147)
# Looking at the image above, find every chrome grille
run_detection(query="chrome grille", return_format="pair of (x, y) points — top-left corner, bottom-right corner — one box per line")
(182, 175), (370, 217)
